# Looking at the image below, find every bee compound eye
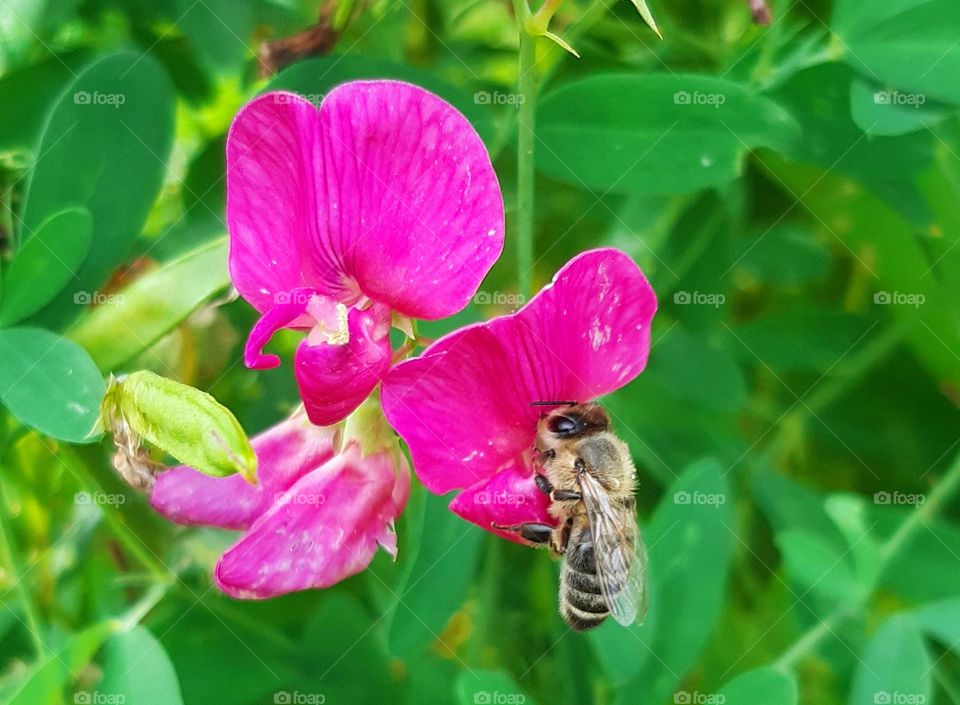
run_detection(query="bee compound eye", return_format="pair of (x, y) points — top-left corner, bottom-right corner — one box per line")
(549, 415), (579, 436)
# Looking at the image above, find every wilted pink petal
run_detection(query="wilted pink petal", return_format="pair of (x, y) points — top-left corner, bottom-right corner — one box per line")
(150, 413), (336, 530)
(214, 443), (408, 599)
(372, 452), (411, 560)
(295, 303), (392, 426)
(226, 83), (504, 319)
(382, 248), (657, 494)
(449, 463), (555, 545)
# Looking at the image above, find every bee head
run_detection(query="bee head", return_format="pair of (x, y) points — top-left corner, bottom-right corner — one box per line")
(534, 402), (610, 440)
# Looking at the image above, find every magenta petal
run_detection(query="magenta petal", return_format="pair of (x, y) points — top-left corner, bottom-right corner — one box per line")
(295, 303), (392, 426)
(226, 84), (504, 318)
(382, 248), (657, 494)
(214, 443), (407, 599)
(317, 81), (504, 318)
(243, 288), (316, 369)
(226, 93), (328, 313)
(150, 413), (336, 530)
(449, 464), (556, 545)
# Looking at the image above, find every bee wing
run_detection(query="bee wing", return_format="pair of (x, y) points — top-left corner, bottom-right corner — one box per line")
(577, 471), (648, 626)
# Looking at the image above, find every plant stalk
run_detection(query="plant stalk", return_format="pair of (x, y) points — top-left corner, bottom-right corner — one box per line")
(775, 448), (960, 670)
(513, 0), (537, 298)
(0, 472), (48, 658)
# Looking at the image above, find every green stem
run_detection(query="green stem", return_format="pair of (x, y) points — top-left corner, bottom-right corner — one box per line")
(881, 447), (960, 562)
(539, 0), (617, 85)
(513, 0), (537, 298)
(774, 607), (849, 671)
(775, 448), (960, 671)
(0, 472), (48, 658)
(470, 535), (503, 664)
(766, 322), (907, 464)
(120, 581), (172, 630)
(792, 322), (907, 420)
(490, 0), (616, 163)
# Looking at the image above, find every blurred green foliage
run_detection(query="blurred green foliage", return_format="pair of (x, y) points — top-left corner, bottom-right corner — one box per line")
(0, 1), (959, 704)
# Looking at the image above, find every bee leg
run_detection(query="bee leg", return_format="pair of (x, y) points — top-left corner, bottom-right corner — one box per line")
(535, 474), (554, 495)
(491, 522), (554, 545)
(535, 473), (581, 502)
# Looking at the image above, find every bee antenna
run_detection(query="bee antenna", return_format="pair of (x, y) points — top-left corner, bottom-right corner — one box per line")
(530, 400), (578, 407)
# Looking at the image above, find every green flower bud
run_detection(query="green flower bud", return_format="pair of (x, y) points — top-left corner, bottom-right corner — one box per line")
(102, 371), (257, 486)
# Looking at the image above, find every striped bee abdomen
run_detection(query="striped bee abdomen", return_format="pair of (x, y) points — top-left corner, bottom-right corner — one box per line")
(559, 526), (609, 631)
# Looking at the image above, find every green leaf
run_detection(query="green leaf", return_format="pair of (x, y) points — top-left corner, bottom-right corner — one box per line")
(0, 327), (104, 443)
(607, 458), (734, 700)
(153, 604), (299, 705)
(299, 595), (392, 705)
(848, 615), (931, 705)
(386, 489), (483, 655)
(542, 30), (581, 59)
(627, 0), (662, 38)
(0, 0), (43, 70)
(19, 51), (175, 328)
(98, 626), (184, 705)
(775, 530), (862, 602)
(761, 123), (960, 389)
(733, 225), (830, 286)
(174, 0), (253, 74)
(0, 51), (90, 153)
(103, 371), (256, 481)
(910, 598), (960, 649)
(68, 237), (230, 370)
(268, 55), (496, 147)
(871, 507), (960, 604)
(0, 208), (92, 326)
(455, 669), (538, 705)
(823, 493), (883, 588)
(849, 78), (950, 137)
(536, 74), (798, 195)
(752, 470), (849, 555)
(587, 543), (658, 685)
(645, 326), (747, 413)
(772, 63), (936, 225)
(716, 667), (797, 705)
(730, 308), (877, 373)
(834, 0), (960, 105)
(4, 620), (119, 705)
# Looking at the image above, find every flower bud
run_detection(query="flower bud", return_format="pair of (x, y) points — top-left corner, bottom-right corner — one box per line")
(102, 371), (257, 485)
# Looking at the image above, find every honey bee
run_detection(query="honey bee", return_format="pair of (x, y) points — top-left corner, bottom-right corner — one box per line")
(495, 401), (648, 630)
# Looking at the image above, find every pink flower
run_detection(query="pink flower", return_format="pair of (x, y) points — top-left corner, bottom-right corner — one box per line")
(228, 82), (504, 426)
(151, 411), (409, 598)
(380, 249), (657, 543)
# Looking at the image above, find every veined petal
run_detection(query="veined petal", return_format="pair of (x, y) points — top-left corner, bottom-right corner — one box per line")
(226, 83), (504, 318)
(381, 248), (657, 494)
(295, 302), (392, 426)
(449, 464), (555, 545)
(214, 442), (407, 599)
(227, 93), (329, 312)
(316, 81), (503, 318)
(150, 412), (336, 530)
